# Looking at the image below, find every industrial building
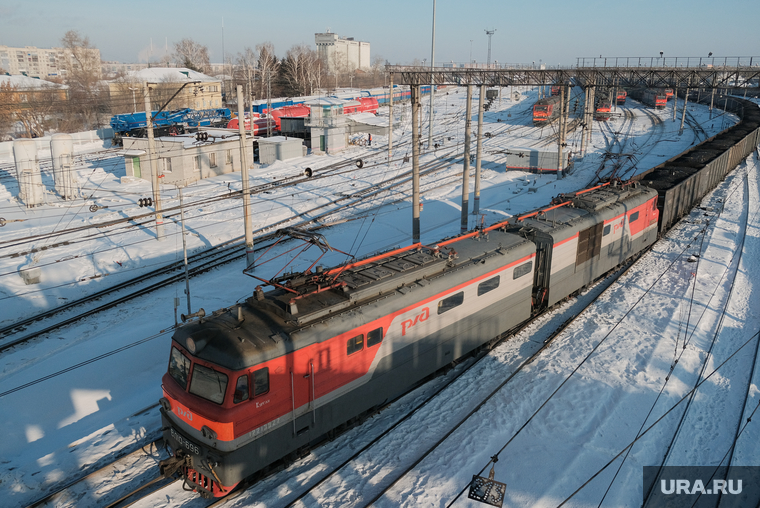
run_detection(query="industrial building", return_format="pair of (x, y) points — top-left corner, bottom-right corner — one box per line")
(315, 31), (370, 73)
(120, 130), (253, 187)
(108, 68), (223, 113)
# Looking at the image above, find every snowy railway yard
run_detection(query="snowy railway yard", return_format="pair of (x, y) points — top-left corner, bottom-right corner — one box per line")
(0, 88), (758, 508)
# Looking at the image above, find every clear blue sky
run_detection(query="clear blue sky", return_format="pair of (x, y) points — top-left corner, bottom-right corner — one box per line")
(1, 0), (759, 66)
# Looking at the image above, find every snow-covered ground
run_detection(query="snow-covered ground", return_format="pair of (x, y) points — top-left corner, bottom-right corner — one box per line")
(0, 88), (755, 508)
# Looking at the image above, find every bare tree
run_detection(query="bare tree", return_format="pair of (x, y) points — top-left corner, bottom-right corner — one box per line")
(255, 42), (278, 99)
(371, 55), (386, 86)
(0, 81), (15, 136)
(0, 82), (61, 137)
(235, 47), (257, 100)
(60, 30), (105, 129)
(281, 44), (321, 96)
(173, 38), (210, 73)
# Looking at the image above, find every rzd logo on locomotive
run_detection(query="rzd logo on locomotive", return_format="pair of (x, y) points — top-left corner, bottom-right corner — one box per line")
(401, 307), (430, 335)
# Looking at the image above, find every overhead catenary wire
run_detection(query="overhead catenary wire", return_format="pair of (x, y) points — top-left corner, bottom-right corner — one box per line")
(444, 221), (713, 507)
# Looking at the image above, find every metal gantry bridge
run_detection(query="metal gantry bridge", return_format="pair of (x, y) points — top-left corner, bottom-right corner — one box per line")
(386, 62), (760, 89)
(384, 58), (760, 243)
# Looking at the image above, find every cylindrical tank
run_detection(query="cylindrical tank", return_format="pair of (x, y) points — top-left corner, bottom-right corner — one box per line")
(12, 139), (44, 207)
(50, 134), (76, 199)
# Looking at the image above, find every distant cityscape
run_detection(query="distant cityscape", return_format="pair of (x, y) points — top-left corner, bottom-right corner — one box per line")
(1, 31), (372, 81)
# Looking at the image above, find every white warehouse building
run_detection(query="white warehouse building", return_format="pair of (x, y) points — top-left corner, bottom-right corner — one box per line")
(315, 31), (370, 73)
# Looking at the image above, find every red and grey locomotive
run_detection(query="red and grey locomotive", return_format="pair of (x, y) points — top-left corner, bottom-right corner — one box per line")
(158, 182), (660, 497)
(533, 95), (562, 126)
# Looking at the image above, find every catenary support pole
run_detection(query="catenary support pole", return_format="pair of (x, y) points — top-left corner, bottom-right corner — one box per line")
(428, 0), (436, 149)
(411, 85), (421, 243)
(178, 186), (192, 314)
(236, 85), (255, 269)
(474, 84), (484, 215)
(557, 84), (565, 178)
(143, 84), (164, 241)
(710, 87), (716, 119)
(579, 85), (589, 156)
(461, 85), (473, 233)
(389, 73), (394, 162)
(673, 87), (678, 121)
(680, 88), (689, 132)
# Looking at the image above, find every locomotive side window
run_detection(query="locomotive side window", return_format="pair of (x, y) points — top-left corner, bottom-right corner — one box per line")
(347, 334), (364, 355)
(233, 374), (249, 403)
(603, 224), (611, 236)
(367, 327), (383, 347)
(168, 347), (191, 390)
(629, 211), (640, 222)
(478, 276), (500, 295)
(189, 364), (228, 404)
(438, 292), (464, 314)
(513, 261), (533, 280)
(253, 368), (269, 397)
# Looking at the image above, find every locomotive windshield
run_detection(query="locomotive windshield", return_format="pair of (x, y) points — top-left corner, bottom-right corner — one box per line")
(535, 106), (548, 112)
(168, 347), (191, 389)
(189, 364), (229, 404)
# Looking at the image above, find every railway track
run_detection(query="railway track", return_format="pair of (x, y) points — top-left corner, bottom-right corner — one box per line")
(24, 437), (168, 508)
(640, 170), (753, 506)
(107, 255), (638, 508)
(7, 92), (744, 508)
(0, 141), (480, 352)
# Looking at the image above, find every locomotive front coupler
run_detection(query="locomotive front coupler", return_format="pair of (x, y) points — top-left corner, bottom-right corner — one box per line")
(159, 451), (191, 478)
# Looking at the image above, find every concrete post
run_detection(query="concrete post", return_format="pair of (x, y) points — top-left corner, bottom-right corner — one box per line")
(680, 88), (689, 132)
(673, 87), (678, 121)
(389, 73), (393, 162)
(236, 85), (255, 269)
(143, 84), (164, 241)
(557, 84), (565, 178)
(178, 186), (192, 314)
(461, 85), (473, 233)
(710, 87), (716, 119)
(579, 85), (589, 156)
(411, 85), (421, 244)
(428, 0), (436, 149)
(474, 84), (484, 215)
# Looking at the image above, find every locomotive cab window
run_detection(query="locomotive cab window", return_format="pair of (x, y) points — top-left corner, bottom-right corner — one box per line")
(233, 374), (249, 403)
(438, 292), (464, 314)
(189, 364), (228, 405)
(367, 327), (383, 347)
(347, 334), (364, 355)
(513, 261), (533, 280)
(629, 211), (639, 222)
(253, 368), (269, 397)
(478, 276), (500, 295)
(603, 224), (611, 236)
(168, 347), (191, 390)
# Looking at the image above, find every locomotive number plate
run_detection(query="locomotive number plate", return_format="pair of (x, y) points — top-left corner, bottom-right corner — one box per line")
(171, 428), (200, 455)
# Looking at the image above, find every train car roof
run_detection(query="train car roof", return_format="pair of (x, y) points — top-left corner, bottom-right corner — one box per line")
(512, 183), (656, 242)
(173, 230), (534, 370)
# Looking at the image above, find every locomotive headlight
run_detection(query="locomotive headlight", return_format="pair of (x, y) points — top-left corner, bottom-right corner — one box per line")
(186, 336), (208, 354)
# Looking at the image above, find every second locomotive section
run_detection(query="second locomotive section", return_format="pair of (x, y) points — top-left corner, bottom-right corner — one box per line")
(159, 183), (659, 497)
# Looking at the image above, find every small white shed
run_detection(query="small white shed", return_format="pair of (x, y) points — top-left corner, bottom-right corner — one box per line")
(257, 136), (306, 165)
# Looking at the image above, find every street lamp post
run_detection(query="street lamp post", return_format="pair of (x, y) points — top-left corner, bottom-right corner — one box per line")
(129, 87), (138, 113)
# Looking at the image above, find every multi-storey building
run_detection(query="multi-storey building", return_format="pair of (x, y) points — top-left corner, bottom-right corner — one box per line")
(315, 31), (370, 73)
(0, 45), (102, 80)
